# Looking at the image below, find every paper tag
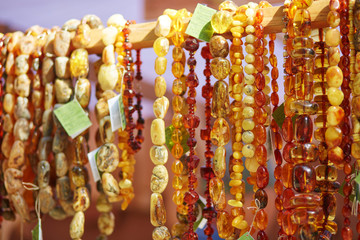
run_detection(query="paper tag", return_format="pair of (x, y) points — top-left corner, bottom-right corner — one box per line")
(54, 100), (92, 138)
(185, 4), (216, 42)
(238, 232), (254, 240)
(88, 147), (101, 182)
(108, 95), (122, 132)
(32, 219), (43, 240)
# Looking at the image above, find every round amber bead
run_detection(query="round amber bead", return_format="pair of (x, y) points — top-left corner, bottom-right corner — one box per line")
(70, 48), (89, 78)
(153, 37), (170, 57)
(211, 11), (232, 34)
(210, 57), (230, 80)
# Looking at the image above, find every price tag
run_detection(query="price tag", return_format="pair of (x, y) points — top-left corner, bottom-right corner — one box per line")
(119, 95), (126, 130)
(238, 232), (254, 240)
(87, 147), (101, 182)
(108, 94), (123, 132)
(54, 100), (92, 138)
(32, 219), (43, 240)
(185, 4), (216, 42)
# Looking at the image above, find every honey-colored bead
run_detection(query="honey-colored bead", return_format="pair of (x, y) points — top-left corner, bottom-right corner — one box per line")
(155, 57), (167, 75)
(151, 119), (166, 145)
(98, 64), (118, 91)
(8, 140), (25, 168)
(327, 87), (343, 106)
(153, 226), (171, 240)
(102, 173), (120, 197)
(98, 212), (115, 236)
(210, 57), (230, 80)
(209, 177), (226, 210)
(293, 0), (313, 9)
(155, 76), (166, 98)
(213, 146), (226, 178)
(315, 165), (337, 182)
(293, 9), (312, 37)
(154, 37), (170, 57)
(211, 118), (230, 146)
(211, 10), (232, 34)
(325, 127), (342, 148)
(212, 80), (230, 118)
(326, 66), (343, 87)
(70, 48), (89, 78)
(150, 193), (167, 227)
(153, 96), (169, 119)
(217, 210), (234, 239)
(325, 29), (341, 47)
(328, 47), (340, 66)
(327, 106), (344, 126)
(155, 15), (171, 38)
(209, 35), (229, 58)
(172, 62), (184, 79)
(242, 144), (255, 158)
(327, 11), (340, 28)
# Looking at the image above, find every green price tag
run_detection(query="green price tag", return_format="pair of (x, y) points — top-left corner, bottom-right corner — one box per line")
(32, 219), (43, 240)
(165, 125), (189, 154)
(185, 4), (216, 42)
(238, 232), (254, 240)
(54, 100), (92, 138)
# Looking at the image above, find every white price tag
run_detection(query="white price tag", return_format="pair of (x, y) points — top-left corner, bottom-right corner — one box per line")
(88, 147), (101, 182)
(108, 95), (122, 132)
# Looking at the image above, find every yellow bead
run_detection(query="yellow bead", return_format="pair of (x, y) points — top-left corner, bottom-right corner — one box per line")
(325, 29), (341, 47)
(211, 118), (230, 147)
(213, 146), (226, 178)
(242, 144), (255, 158)
(172, 61), (184, 78)
(153, 37), (170, 57)
(211, 10), (232, 34)
(212, 80), (230, 118)
(69, 48), (89, 78)
(210, 57), (230, 80)
(327, 87), (344, 106)
(155, 57), (167, 75)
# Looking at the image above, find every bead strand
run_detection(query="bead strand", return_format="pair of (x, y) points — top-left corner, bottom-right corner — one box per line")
(182, 36), (200, 240)
(149, 13), (171, 240)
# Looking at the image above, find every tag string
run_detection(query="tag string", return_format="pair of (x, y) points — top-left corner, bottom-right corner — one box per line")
(247, 199), (261, 235)
(22, 182), (41, 220)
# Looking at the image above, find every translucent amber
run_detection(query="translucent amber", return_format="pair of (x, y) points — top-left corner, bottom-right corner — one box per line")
(315, 165), (337, 181)
(217, 211), (234, 238)
(254, 209), (268, 231)
(290, 194), (320, 208)
(294, 115), (313, 143)
(209, 178), (226, 210)
(290, 100), (318, 115)
(293, 9), (312, 37)
(210, 58), (230, 80)
(213, 146), (226, 178)
(292, 164), (316, 193)
(209, 35), (229, 58)
(282, 210), (297, 235)
(211, 118), (230, 146)
(173, 47), (184, 61)
(291, 208), (322, 224)
(153, 37), (170, 57)
(290, 143), (318, 163)
(211, 11), (232, 34)
(212, 80), (230, 118)
(155, 57), (167, 75)
(69, 48), (89, 78)
(172, 62), (184, 79)
(150, 193), (166, 227)
(293, 0), (313, 9)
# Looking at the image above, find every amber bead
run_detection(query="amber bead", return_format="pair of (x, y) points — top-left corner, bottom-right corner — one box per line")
(254, 209), (268, 231)
(209, 35), (229, 58)
(291, 208), (322, 225)
(256, 166), (269, 189)
(292, 164), (316, 193)
(325, 126), (342, 148)
(209, 178), (226, 210)
(290, 143), (318, 163)
(210, 58), (230, 80)
(213, 146), (226, 178)
(211, 80), (230, 118)
(282, 210), (298, 235)
(69, 48), (89, 78)
(255, 189), (268, 209)
(216, 211), (233, 239)
(282, 163), (293, 189)
(211, 118), (230, 147)
(294, 115), (313, 143)
(211, 11), (232, 34)
(150, 193), (166, 227)
(290, 100), (318, 115)
(293, 9), (312, 37)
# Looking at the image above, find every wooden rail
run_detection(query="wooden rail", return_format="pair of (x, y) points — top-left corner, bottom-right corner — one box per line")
(82, 0), (329, 54)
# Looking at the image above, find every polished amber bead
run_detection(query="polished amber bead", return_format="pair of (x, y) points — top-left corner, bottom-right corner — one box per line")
(292, 164), (316, 193)
(209, 178), (226, 210)
(211, 11), (232, 34)
(211, 118), (230, 147)
(153, 37), (170, 57)
(217, 211), (234, 239)
(209, 35), (229, 58)
(327, 146), (344, 166)
(213, 146), (226, 178)
(173, 47), (185, 61)
(150, 193), (166, 227)
(291, 208), (322, 225)
(290, 193), (320, 208)
(282, 210), (297, 235)
(326, 66), (343, 88)
(290, 143), (318, 163)
(256, 166), (269, 189)
(210, 57), (230, 80)
(327, 106), (344, 126)
(294, 115), (313, 143)
(282, 163), (293, 189)
(293, 9), (312, 37)
(290, 100), (318, 115)
(293, 0), (313, 9)
(172, 96), (184, 113)
(69, 48), (89, 78)
(254, 209), (268, 230)
(315, 165), (337, 182)
(325, 126), (342, 148)
(172, 62), (184, 79)
(212, 80), (230, 118)
(327, 87), (343, 106)
(155, 57), (167, 75)
(325, 29), (341, 47)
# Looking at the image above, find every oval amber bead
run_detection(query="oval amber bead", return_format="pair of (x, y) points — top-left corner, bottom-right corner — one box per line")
(70, 48), (89, 78)
(294, 115), (313, 143)
(293, 9), (312, 37)
(256, 166), (269, 189)
(210, 58), (230, 80)
(254, 209), (268, 230)
(209, 35), (229, 58)
(211, 80), (230, 118)
(282, 163), (293, 189)
(216, 210), (234, 238)
(325, 126), (342, 148)
(282, 210), (297, 235)
(213, 146), (226, 178)
(211, 118), (230, 147)
(153, 37), (170, 57)
(211, 11), (232, 34)
(209, 178), (226, 210)
(155, 57), (167, 75)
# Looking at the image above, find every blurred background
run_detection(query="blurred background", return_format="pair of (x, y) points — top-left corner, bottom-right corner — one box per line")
(0, 0), (355, 239)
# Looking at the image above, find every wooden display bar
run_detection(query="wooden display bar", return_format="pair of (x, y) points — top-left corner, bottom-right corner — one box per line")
(84, 0), (329, 54)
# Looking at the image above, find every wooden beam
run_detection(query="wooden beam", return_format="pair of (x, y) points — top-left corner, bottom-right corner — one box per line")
(83, 0), (329, 53)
